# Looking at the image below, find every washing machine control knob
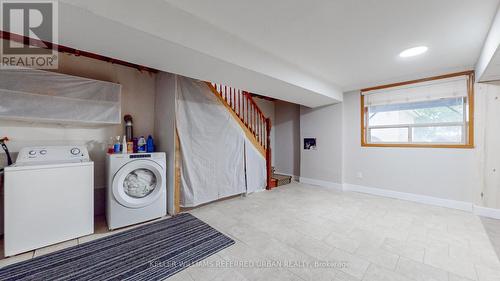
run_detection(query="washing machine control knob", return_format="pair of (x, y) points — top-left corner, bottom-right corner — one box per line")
(70, 148), (81, 155)
(39, 150), (47, 155)
(28, 150), (36, 156)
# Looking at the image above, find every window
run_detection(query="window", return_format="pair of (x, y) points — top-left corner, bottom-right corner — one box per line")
(361, 71), (474, 148)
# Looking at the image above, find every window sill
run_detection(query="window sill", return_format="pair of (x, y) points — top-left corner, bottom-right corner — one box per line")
(361, 143), (474, 149)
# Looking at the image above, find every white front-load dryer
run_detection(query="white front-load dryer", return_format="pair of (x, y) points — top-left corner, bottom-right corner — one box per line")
(106, 152), (167, 230)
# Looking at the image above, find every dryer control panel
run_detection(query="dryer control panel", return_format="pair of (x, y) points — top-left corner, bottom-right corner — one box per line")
(16, 145), (90, 164)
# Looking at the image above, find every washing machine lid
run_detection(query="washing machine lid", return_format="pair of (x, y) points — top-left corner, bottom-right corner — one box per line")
(112, 159), (164, 208)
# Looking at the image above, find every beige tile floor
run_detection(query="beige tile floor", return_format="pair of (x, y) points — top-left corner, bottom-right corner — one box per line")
(1, 182), (500, 281)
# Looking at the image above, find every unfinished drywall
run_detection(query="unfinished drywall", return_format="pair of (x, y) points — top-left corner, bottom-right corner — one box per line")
(0, 50), (157, 216)
(154, 72), (177, 215)
(299, 103), (343, 186)
(476, 82), (500, 209)
(274, 101), (301, 178)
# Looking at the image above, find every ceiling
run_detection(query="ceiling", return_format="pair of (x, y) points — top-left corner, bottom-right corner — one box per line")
(165, 0), (499, 90)
(57, 0), (500, 106)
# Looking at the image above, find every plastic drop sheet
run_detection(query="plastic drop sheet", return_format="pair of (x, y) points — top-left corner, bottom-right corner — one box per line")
(0, 68), (121, 124)
(176, 77), (266, 207)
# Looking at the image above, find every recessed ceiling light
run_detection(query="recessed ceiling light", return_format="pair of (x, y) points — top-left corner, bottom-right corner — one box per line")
(399, 46), (428, 58)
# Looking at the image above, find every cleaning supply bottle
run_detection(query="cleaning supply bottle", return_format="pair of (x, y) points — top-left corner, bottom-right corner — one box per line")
(107, 137), (115, 154)
(132, 137), (138, 153)
(122, 135), (127, 154)
(113, 136), (121, 153)
(137, 136), (146, 153)
(146, 135), (154, 152)
(127, 141), (133, 153)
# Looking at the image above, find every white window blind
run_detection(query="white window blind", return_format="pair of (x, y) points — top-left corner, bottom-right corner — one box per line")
(363, 76), (468, 107)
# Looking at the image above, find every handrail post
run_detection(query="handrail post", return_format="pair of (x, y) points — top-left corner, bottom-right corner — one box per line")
(265, 118), (272, 189)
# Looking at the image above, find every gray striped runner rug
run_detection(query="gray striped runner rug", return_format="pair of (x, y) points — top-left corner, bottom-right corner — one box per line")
(0, 213), (234, 281)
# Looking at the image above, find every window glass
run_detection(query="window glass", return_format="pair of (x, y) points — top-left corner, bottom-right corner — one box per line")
(361, 73), (473, 147)
(369, 128), (409, 143)
(368, 98), (464, 126)
(412, 126), (463, 143)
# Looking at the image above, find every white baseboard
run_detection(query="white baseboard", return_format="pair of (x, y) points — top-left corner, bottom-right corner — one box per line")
(343, 183), (473, 212)
(474, 205), (500, 220)
(299, 177), (343, 191)
(298, 178), (500, 220)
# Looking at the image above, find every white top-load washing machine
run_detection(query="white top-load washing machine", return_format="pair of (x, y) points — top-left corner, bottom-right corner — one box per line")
(4, 146), (94, 256)
(106, 153), (167, 230)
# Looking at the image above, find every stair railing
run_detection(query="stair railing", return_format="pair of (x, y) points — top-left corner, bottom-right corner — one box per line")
(207, 82), (273, 189)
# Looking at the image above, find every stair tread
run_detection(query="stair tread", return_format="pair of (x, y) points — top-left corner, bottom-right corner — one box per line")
(272, 174), (292, 180)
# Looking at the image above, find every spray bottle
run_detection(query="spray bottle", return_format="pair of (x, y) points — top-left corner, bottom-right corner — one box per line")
(122, 135), (127, 154)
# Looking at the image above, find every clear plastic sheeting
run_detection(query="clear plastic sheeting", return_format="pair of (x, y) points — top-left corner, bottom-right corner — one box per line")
(123, 169), (157, 198)
(0, 68), (121, 124)
(176, 76), (266, 207)
(245, 139), (266, 194)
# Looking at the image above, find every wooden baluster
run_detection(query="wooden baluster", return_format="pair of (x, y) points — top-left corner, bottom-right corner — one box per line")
(229, 87), (232, 107)
(245, 94), (249, 126)
(257, 113), (260, 144)
(237, 90), (241, 117)
(265, 118), (272, 189)
(232, 88), (235, 111)
(260, 114), (263, 145)
(243, 93), (246, 125)
(253, 105), (255, 135)
(252, 104), (255, 134)
(255, 107), (257, 136)
(260, 115), (263, 145)
(257, 113), (260, 143)
(254, 106), (257, 136)
(263, 116), (266, 148)
(250, 104), (252, 133)
(248, 98), (251, 130)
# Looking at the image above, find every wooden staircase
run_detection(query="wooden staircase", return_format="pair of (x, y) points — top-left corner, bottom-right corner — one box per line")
(206, 82), (274, 189)
(268, 167), (293, 188)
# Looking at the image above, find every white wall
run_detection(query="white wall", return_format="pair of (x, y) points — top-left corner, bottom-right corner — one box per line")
(342, 90), (479, 203)
(300, 103), (343, 185)
(299, 83), (500, 209)
(274, 101), (301, 177)
(154, 73), (177, 215)
(0, 51), (157, 215)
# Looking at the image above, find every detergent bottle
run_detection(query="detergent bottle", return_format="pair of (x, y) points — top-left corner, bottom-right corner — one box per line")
(146, 135), (154, 153)
(137, 136), (146, 153)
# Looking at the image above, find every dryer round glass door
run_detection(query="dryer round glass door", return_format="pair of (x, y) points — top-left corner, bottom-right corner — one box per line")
(112, 160), (164, 208)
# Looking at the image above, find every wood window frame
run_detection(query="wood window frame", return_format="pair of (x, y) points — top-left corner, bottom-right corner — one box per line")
(360, 71), (475, 149)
